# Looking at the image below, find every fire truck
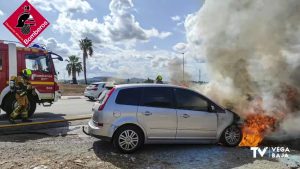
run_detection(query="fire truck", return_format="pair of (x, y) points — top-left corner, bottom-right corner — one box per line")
(0, 40), (63, 117)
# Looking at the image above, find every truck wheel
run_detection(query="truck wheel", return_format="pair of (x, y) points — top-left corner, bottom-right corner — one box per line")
(4, 94), (36, 118)
(220, 125), (242, 147)
(27, 95), (37, 117)
(113, 126), (144, 154)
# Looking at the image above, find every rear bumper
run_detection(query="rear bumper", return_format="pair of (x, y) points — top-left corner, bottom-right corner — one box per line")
(85, 119), (112, 141)
(84, 91), (97, 98)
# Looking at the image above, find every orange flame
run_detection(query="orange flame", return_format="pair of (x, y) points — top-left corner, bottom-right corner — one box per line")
(239, 114), (276, 147)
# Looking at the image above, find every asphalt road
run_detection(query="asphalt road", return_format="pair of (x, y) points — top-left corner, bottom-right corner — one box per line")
(0, 98), (95, 125)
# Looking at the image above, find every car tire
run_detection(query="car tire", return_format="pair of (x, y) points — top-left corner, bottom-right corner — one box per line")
(4, 93), (36, 118)
(113, 126), (144, 154)
(221, 125), (242, 147)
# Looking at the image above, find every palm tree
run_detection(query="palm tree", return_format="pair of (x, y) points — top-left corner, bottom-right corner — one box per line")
(66, 55), (83, 84)
(79, 37), (93, 84)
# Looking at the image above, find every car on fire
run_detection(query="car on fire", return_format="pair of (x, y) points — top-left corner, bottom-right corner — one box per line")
(84, 84), (243, 153)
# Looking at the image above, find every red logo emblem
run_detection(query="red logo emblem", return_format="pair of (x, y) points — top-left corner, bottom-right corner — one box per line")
(3, 1), (50, 47)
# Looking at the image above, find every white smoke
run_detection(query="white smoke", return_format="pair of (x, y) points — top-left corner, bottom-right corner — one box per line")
(187, 0), (300, 136)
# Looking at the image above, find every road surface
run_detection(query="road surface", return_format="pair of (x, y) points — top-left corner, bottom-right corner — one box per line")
(0, 98), (95, 126)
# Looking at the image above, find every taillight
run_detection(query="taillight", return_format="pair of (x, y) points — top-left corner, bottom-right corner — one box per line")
(91, 87), (98, 91)
(98, 88), (115, 111)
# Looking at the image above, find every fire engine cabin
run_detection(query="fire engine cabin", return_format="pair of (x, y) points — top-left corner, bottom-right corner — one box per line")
(0, 41), (63, 117)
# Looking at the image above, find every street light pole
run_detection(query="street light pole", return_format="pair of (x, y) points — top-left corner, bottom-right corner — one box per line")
(182, 52), (185, 82)
(199, 68), (201, 82)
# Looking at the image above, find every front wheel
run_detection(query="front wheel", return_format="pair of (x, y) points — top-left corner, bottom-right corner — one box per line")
(113, 126), (144, 153)
(4, 93), (36, 118)
(221, 125), (242, 147)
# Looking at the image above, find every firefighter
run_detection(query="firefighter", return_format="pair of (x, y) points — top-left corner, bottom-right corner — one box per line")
(156, 75), (163, 84)
(9, 69), (35, 123)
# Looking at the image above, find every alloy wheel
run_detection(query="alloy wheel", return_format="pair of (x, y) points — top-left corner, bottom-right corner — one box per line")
(224, 126), (241, 145)
(118, 130), (139, 151)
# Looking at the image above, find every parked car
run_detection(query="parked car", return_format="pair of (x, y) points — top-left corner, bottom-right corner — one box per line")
(84, 82), (114, 101)
(83, 84), (243, 153)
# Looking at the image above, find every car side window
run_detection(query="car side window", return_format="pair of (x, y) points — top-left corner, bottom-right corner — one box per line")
(141, 87), (174, 108)
(175, 88), (208, 112)
(116, 88), (142, 106)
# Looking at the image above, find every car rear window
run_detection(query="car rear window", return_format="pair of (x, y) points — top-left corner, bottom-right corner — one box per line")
(115, 88), (142, 106)
(141, 87), (174, 108)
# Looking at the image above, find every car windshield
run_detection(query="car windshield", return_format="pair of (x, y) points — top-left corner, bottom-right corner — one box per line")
(25, 54), (51, 73)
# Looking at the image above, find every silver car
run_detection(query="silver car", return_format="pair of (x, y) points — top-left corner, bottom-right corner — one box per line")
(84, 84), (242, 153)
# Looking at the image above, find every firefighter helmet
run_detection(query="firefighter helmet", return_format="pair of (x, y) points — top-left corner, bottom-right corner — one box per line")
(156, 75), (162, 83)
(156, 75), (163, 81)
(21, 69), (32, 79)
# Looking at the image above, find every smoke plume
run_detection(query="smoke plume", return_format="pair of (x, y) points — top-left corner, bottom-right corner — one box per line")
(189, 0), (300, 137)
(168, 58), (192, 85)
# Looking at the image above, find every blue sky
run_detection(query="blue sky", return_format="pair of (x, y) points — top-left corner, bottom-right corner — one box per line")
(0, 0), (207, 81)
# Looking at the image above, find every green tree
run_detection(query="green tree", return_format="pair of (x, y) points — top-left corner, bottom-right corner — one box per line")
(79, 37), (93, 84)
(66, 55), (83, 84)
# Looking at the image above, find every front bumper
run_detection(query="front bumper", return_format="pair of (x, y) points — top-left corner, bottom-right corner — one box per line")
(83, 119), (112, 141)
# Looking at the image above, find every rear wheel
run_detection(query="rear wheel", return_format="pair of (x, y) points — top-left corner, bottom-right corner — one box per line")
(88, 97), (95, 101)
(221, 125), (242, 147)
(4, 93), (36, 118)
(113, 126), (144, 153)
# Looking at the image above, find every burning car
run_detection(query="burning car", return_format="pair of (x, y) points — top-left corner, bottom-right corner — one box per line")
(84, 84), (243, 153)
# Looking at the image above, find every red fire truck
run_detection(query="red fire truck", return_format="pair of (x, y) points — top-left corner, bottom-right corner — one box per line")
(0, 41), (63, 117)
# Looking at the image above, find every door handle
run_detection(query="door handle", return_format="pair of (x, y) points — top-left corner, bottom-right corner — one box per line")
(144, 111), (152, 116)
(181, 114), (190, 118)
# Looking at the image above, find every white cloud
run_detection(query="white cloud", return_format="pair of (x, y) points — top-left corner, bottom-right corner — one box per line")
(171, 15), (181, 21)
(37, 37), (73, 57)
(85, 49), (178, 79)
(36, 36), (179, 80)
(53, 0), (171, 48)
(185, 12), (202, 46)
(172, 42), (187, 52)
(29, 0), (92, 13)
(0, 10), (4, 16)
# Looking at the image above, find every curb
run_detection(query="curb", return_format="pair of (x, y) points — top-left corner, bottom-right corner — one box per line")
(0, 114), (91, 129)
(60, 96), (86, 100)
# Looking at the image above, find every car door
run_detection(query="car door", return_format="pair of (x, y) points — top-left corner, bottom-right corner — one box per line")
(175, 88), (217, 139)
(137, 87), (177, 139)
